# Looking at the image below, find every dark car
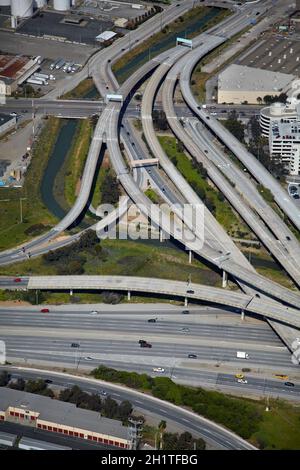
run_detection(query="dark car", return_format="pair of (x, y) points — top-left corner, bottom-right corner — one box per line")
(45, 379), (52, 384)
(187, 289), (194, 294)
(140, 342), (152, 348)
(188, 354), (197, 359)
(148, 318), (157, 323)
(182, 310), (190, 314)
(284, 382), (295, 387)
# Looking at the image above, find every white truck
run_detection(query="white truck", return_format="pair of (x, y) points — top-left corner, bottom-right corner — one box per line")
(237, 351), (249, 359)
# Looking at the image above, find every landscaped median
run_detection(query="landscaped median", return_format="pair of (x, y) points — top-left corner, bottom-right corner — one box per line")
(91, 365), (300, 450)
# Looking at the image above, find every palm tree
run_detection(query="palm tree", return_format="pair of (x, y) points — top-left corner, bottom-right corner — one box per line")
(158, 420), (167, 449)
(257, 96), (262, 105)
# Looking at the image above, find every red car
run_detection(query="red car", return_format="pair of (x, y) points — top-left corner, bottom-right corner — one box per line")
(40, 308), (49, 313)
(14, 278), (22, 283)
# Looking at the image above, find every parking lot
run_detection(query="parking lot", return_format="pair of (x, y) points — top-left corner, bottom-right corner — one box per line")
(18, 11), (113, 46)
(236, 35), (300, 75)
(75, 0), (149, 21)
(0, 30), (97, 63)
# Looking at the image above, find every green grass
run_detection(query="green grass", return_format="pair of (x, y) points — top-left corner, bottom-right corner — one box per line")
(158, 135), (250, 236)
(0, 238), (221, 304)
(59, 78), (100, 100)
(63, 119), (94, 207)
(251, 399), (300, 450)
(144, 188), (163, 204)
(0, 117), (60, 251)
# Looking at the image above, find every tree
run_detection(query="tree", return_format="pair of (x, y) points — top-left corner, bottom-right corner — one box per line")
(257, 96), (262, 105)
(0, 371), (10, 387)
(158, 420), (167, 449)
(117, 400), (133, 421)
(223, 110), (245, 143)
(9, 378), (25, 391)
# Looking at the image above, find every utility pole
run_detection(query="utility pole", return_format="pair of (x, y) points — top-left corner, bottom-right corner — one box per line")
(20, 198), (27, 223)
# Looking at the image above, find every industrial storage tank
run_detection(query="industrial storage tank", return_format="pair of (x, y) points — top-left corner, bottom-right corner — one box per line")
(0, 1), (11, 6)
(34, 0), (47, 7)
(11, 0), (33, 17)
(53, 0), (70, 11)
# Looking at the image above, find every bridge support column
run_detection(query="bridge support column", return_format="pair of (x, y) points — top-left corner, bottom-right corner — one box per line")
(70, 289), (73, 296)
(189, 250), (192, 264)
(222, 270), (228, 288)
(184, 297), (188, 307)
(159, 229), (164, 242)
(241, 309), (245, 321)
(128, 291), (131, 301)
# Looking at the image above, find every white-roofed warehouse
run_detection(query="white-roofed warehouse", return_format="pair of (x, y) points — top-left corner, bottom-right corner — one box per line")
(218, 64), (296, 104)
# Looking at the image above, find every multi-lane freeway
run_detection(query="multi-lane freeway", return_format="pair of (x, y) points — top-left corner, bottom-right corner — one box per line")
(0, 306), (299, 401)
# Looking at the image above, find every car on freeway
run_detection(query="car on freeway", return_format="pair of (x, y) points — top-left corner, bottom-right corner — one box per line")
(188, 354), (197, 359)
(237, 378), (248, 384)
(148, 318), (157, 323)
(98, 389), (107, 396)
(45, 379), (53, 384)
(84, 357), (93, 361)
(284, 382), (295, 387)
(235, 374), (244, 379)
(186, 289), (194, 294)
(182, 310), (190, 314)
(181, 328), (190, 332)
(90, 310), (99, 315)
(10, 112), (17, 117)
(40, 308), (49, 313)
(152, 367), (165, 373)
(140, 341), (152, 348)
(71, 343), (80, 348)
(14, 277), (22, 283)
(275, 374), (289, 380)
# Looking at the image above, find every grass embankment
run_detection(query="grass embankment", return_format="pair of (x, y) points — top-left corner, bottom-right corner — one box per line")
(60, 78), (100, 100)
(63, 119), (94, 208)
(158, 135), (250, 237)
(91, 365), (300, 450)
(113, 6), (230, 84)
(0, 237), (221, 304)
(0, 117), (60, 250)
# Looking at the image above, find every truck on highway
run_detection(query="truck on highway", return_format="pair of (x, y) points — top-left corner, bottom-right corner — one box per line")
(237, 351), (249, 359)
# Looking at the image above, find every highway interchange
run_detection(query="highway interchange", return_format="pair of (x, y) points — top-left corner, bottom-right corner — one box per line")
(0, 0), (300, 450)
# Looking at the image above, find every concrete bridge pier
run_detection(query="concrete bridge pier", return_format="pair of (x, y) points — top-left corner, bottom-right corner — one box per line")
(128, 291), (131, 301)
(241, 309), (245, 321)
(184, 297), (188, 307)
(222, 270), (228, 288)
